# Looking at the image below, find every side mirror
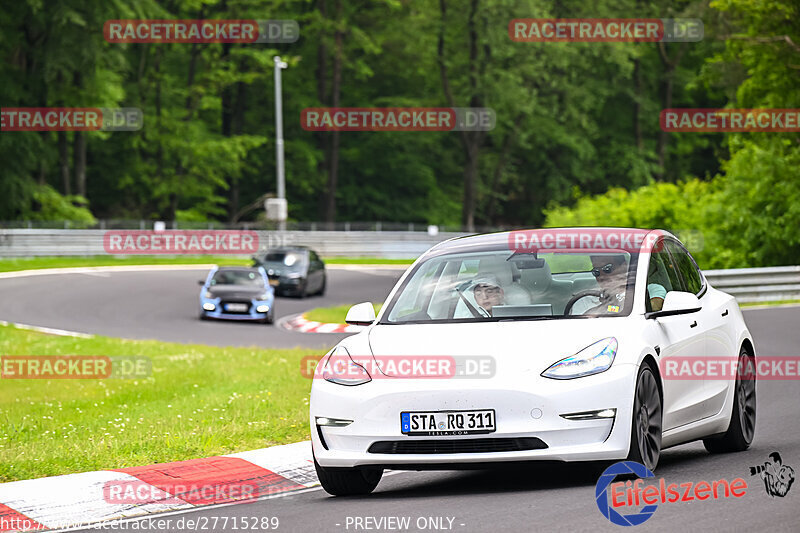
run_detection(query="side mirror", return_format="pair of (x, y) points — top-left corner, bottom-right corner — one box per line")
(646, 291), (701, 319)
(345, 302), (376, 326)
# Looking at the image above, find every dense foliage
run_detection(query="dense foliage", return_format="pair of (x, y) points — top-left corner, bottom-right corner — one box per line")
(0, 0), (797, 266)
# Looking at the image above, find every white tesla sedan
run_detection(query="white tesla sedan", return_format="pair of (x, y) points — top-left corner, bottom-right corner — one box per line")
(310, 228), (756, 495)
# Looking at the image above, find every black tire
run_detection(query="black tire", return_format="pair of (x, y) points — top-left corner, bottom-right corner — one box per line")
(627, 363), (662, 471)
(703, 347), (756, 453)
(316, 275), (327, 296)
(314, 457), (382, 496)
(199, 311), (207, 320)
(263, 309), (274, 325)
(296, 281), (308, 299)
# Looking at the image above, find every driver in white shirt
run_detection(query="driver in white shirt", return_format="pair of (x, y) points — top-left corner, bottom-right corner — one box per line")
(572, 255), (629, 315)
(472, 274), (505, 317)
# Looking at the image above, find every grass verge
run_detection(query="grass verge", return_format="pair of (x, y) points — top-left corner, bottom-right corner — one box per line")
(0, 256), (246, 272)
(0, 324), (317, 483)
(304, 303), (383, 324)
(0, 256), (413, 273)
(740, 299), (800, 308)
(323, 257), (413, 265)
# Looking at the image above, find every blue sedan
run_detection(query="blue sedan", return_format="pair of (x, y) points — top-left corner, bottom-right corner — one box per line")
(198, 266), (276, 324)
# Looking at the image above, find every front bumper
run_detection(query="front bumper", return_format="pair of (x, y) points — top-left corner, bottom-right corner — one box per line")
(310, 363), (638, 468)
(200, 298), (272, 321)
(270, 276), (304, 293)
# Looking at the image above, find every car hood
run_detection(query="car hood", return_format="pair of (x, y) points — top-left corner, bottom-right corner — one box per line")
(365, 319), (634, 377)
(206, 286), (268, 300)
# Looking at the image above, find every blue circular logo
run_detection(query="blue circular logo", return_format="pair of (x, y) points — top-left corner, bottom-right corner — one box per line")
(595, 461), (658, 526)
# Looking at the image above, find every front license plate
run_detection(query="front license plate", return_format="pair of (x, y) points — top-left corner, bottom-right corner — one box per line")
(225, 303), (248, 312)
(401, 409), (495, 436)
(268, 279), (280, 286)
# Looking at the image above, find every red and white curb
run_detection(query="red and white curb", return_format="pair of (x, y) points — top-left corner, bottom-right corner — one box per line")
(280, 313), (362, 334)
(0, 441), (315, 532)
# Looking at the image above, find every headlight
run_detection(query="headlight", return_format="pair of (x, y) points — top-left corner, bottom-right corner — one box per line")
(541, 337), (618, 380)
(322, 346), (371, 386)
(203, 291), (213, 298)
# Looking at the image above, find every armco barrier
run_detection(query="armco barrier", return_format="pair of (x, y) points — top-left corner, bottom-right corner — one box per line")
(1, 229), (797, 303)
(702, 266), (800, 303)
(0, 229), (466, 259)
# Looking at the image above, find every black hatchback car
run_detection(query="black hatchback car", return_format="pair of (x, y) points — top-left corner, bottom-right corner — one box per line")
(253, 246), (326, 298)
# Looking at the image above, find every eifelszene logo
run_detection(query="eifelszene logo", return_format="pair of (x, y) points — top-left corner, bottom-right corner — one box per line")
(595, 461), (749, 526)
(750, 452), (795, 498)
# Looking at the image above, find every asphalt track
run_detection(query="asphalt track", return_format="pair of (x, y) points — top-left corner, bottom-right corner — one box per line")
(2, 270), (798, 532)
(0, 266), (404, 349)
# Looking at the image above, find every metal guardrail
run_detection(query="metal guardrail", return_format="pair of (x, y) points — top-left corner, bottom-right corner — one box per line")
(1, 229), (798, 303)
(0, 229), (467, 259)
(703, 266), (800, 303)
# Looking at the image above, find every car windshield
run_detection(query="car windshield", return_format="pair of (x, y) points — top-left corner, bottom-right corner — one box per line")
(264, 251), (304, 268)
(211, 270), (265, 287)
(382, 249), (638, 323)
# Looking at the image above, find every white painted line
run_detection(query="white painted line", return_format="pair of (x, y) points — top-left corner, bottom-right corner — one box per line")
(742, 303), (800, 311)
(0, 263), (406, 281)
(0, 264), (218, 280)
(326, 264), (409, 271)
(0, 320), (94, 338)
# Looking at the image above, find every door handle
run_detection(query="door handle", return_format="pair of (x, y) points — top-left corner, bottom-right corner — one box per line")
(690, 321), (698, 328)
(721, 309), (729, 317)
